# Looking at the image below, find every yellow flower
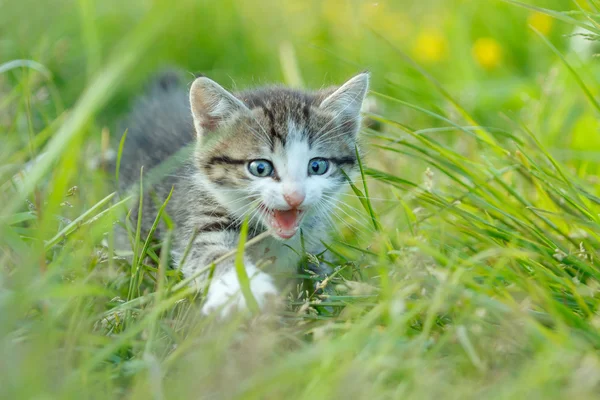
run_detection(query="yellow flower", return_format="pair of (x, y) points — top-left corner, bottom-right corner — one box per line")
(472, 37), (502, 70)
(413, 31), (448, 63)
(528, 11), (553, 35)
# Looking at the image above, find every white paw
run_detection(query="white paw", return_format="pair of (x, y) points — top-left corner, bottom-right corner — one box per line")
(201, 266), (278, 318)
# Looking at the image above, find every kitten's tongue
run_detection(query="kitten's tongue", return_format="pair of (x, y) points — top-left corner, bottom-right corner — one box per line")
(272, 209), (301, 239)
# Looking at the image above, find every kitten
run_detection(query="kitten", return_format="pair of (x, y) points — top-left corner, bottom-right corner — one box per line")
(117, 71), (369, 317)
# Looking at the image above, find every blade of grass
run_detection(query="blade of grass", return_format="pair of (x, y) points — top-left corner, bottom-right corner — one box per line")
(5, 0), (187, 215)
(233, 216), (259, 314)
(530, 26), (600, 113)
(0, 59), (52, 79)
(133, 186), (174, 296)
(502, 0), (600, 35)
(115, 129), (128, 186)
(128, 168), (145, 302)
(43, 192), (117, 250)
(354, 145), (381, 232)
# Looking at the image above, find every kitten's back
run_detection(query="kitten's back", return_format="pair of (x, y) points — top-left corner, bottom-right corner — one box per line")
(117, 71), (195, 190)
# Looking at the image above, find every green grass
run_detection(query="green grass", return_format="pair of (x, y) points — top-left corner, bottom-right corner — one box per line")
(4, 0), (600, 398)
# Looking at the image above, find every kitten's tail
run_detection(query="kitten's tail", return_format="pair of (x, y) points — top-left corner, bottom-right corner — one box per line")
(146, 68), (209, 94)
(99, 68), (187, 174)
(147, 68), (185, 93)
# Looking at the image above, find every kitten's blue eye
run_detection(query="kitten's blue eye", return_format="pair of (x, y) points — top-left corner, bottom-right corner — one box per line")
(308, 158), (329, 176)
(248, 159), (274, 177)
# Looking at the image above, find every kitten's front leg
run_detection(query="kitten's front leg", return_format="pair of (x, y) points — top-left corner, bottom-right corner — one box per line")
(201, 261), (278, 317)
(174, 229), (278, 318)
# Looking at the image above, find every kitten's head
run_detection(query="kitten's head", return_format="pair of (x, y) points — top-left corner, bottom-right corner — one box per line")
(189, 73), (369, 239)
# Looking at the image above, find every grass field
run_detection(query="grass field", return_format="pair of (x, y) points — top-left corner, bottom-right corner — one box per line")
(4, 0), (600, 398)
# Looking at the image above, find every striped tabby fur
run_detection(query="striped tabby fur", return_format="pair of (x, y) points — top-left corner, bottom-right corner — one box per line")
(117, 71), (369, 317)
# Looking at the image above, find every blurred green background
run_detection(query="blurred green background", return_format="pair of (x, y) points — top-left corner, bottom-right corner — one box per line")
(3, 0), (593, 142)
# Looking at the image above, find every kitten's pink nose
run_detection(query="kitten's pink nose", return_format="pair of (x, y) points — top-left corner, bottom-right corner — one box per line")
(283, 191), (305, 208)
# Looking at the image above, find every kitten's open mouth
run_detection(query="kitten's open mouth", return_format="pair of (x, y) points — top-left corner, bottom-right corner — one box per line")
(260, 205), (305, 239)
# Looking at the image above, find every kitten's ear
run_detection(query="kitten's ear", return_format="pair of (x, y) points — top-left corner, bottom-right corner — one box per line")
(189, 77), (249, 136)
(319, 72), (370, 117)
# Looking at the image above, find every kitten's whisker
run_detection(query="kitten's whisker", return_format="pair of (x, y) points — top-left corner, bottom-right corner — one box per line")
(313, 201), (339, 234)
(314, 200), (352, 235)
(320, 197), (373, 231)
(246, 110), (273, 145)
(320, 194), (368, 216)
(226, 199), (263, 231)
(313, 125), (348, 146)
(236, 117), (270, 148)
(330, 203), (389, 226)
(321, 192), (378, 212)
(247, 125), (273, 148)
(165, 174), (195, 179)
(315, 197), (348, 229)
(242, 117), (273, 148)
(219, 187), (256, 196)
(325, 206), (363, 234)
(247, 206), (266, 234)
(245, 201), (263, 223)
(228, 197), (260, 216)
(220, 195), (259, 217)
(315, 128), (355, 147)
(333, 192), (398, 202)
(220, 197), (258, 213)
(252, 116), (273, 145)
(325, 198), (372, 227)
